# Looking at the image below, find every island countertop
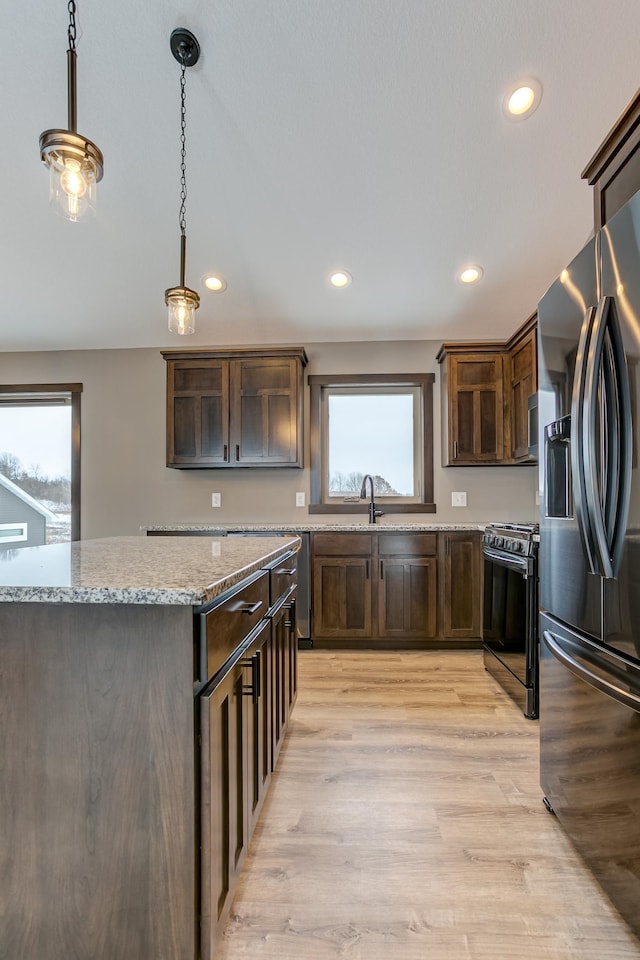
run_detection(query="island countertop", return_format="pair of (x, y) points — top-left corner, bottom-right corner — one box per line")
(0, 534), (300, 605)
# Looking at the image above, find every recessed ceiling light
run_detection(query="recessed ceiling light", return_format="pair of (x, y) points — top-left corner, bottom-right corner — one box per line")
(329, 270), (352, 288)
(204, 275), (227, 292)
(458, 265), (484, 284)
(503, 78), (542, 121)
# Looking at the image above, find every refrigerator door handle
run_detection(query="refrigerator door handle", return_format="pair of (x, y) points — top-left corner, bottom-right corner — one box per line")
(543, 629), (640, 712)
(605, 298), (632, 578)
(570, 304), (598, 571)
(582, 296), (632, 579)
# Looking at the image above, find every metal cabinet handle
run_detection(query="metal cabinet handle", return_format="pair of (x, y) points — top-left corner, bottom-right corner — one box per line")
(223, 443), (228, 461)
(235, 444), (240, 461)
(231, 600), (263, 615)
(241, 653), (260, 704)
(453, 440), (458, 459)
(379, 560), (384, 580)
(275, 567), (296, 576)
(283, 599), (295, 629)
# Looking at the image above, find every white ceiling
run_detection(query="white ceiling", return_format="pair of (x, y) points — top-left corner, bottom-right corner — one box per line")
(4, 0), (640, 352)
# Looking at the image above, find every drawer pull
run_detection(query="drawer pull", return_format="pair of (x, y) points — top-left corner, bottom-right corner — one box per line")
(275, 567), (296, 576)
(231, 600), (263, 615)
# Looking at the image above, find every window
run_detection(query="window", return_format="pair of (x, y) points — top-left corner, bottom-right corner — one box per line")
(0, 522), (28, 543)
(309, 373), (435, 514)
(0, 384), (82, 545)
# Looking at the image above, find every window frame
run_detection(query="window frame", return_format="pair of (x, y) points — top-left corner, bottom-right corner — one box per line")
(0, 383), (82, 540)
(308, 372), (435, 515)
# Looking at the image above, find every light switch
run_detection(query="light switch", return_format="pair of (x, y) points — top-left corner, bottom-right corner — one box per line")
(451, 491), (467, 507)
(295, 492), (306, 507)
(211, 492), (221, 507)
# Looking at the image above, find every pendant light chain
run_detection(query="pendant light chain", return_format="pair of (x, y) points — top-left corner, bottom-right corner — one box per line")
(179, 53), (188, 240)
(67, 1), (77, 51)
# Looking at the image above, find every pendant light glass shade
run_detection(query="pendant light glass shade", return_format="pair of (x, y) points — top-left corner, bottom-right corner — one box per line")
(166, 287), (199, 336)
(41, 132), (102, 221)
(39, 6), (103, 222)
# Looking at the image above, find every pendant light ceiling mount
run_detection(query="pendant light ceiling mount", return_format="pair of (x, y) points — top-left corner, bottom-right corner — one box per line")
(165, 27), (201, 336)
(170, 28), (200, 67)
(39, 0), (104, 222)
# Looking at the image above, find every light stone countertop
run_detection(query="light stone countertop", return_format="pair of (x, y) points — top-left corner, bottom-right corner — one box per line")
(144, 522), (489, 533)
(0, 535), (300, 606)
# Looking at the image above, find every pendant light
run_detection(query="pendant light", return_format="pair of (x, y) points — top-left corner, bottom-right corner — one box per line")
(39, 1), (104, 222)
(165, 29), (201, 336)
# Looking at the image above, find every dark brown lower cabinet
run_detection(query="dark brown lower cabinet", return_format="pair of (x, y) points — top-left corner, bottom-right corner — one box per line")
(200, 617), (273, 959)
(312, 556), (373, 638)
(271, 590), (298, 766)
(377, 557), (437, 639)
(311, 530), (481, 644)
(311, 532), (438, 643)
(439, 531), (482, 638)
(200, 658), (245, 958)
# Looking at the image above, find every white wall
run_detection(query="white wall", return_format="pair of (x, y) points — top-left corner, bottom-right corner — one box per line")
(0, 340), (538, 538)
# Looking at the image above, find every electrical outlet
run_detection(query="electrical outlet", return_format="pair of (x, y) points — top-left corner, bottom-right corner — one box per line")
(211, 492), (221, 508)
(451, 491), (467, 507)
(295, 492), (306, 507)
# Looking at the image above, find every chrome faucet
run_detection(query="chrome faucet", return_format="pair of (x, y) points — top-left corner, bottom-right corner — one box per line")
(360, 474), (383, 524)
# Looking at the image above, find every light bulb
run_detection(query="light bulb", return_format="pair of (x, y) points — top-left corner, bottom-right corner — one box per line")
(47, 152), (98, 222)
(168, 297), (196, 335)
(60, 160), (87, 199)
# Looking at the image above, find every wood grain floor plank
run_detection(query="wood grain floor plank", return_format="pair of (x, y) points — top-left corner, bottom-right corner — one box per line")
(216, 651), (640, 959)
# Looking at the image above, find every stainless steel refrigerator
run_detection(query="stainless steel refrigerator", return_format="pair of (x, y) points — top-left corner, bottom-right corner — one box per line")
(538, 188), (640, 936)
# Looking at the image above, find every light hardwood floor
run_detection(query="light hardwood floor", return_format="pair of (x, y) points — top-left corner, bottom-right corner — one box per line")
(217, 651), (640, 959)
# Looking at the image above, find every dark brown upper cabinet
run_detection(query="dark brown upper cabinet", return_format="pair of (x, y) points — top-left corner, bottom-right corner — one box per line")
(437, 313), (537, 466)
(438, 349), (505, 465)
(162, 347), (308, 468)
(508, 317), (537, 463)
(582, 89), (640, 230)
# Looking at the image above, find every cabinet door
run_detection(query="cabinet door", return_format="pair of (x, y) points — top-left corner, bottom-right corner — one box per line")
(167, 359), (229, 467)
(271, 601), (288, 765)
(311, 556), (372, 638)
(450, 354), (504, 462)
(242, 619), (272, 836)
(286, 595), (298, 712)
(377, 557), (437, 638)
(510, 327), (537, 462)
(230, 358), (301, 466)
(439, 532), (482, 638)
(199, 661), (245, 960)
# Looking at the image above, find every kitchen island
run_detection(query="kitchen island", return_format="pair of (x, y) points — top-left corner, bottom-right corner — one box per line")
(0, 534), (300, 960)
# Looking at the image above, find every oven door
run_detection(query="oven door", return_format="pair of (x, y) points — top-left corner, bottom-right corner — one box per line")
(482, 546), (538, 717)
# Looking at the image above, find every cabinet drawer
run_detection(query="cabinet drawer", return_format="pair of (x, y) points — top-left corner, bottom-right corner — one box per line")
(269, 552), (298, 605)
(378, 533), (436, 556)
(199, 571), (269, 682)
(312, 533), (372, 556)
